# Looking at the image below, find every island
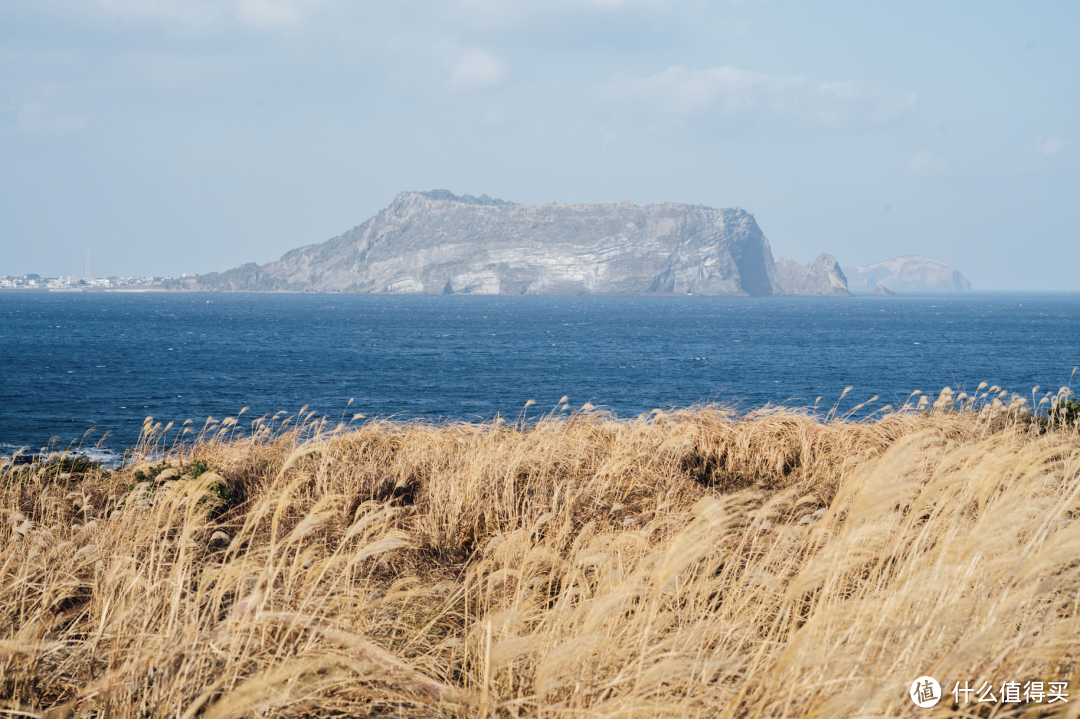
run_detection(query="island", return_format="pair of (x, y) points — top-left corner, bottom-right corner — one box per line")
(195, 191), (849, 297)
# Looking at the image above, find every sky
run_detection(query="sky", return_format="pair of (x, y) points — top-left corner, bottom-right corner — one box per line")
(1, 1), (1077, 289)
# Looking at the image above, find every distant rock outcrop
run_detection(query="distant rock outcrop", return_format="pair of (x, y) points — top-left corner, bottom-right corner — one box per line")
(198, 190), (851, 297)
(873, 283), (898, 297)
(772, 254), (852, 297)
(844, 256), (971, 293)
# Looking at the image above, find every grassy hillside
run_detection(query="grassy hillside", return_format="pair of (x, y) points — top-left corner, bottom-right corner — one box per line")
(2, 392), (1079, 717)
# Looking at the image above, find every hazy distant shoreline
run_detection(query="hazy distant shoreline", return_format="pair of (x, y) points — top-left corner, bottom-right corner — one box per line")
(0, 287), (985, 296)
(1, 287), (1057, 296)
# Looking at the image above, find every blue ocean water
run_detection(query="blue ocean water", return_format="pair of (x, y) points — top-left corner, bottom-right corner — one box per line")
(1, 291), (1078, 459)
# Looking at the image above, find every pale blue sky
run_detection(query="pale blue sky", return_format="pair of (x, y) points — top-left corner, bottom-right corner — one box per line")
(1, 1), (1076, 288)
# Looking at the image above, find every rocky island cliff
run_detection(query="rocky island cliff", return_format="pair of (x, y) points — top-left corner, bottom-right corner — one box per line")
(844, 256), (971, 293)
(773, 254), (851, 297)
(197, 191), (849, 297)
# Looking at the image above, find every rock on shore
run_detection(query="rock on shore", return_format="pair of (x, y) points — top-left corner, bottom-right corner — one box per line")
(873, 283), (898, 297)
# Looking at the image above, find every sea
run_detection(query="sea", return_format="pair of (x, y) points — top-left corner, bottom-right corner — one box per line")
(1, 291), (1078, 462)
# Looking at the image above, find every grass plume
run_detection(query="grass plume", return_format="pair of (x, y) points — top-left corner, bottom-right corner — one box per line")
(1, 398), (1078, 717)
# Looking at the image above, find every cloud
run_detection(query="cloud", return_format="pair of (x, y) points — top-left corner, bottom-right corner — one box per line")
(602, 65), (917, 129)
(449, 49), (506, 92)
(91, 0), (311, 31)
(1038, 136), (1066, 158)
(17, 102), (88, 134)
(574, 0), (667, 7)
(456, 0), (680, 15)
(907, 150), (949, 176)
(234, 0), (308, 29)
(445, 0), (691, 31)
(97, 0), (221, 30)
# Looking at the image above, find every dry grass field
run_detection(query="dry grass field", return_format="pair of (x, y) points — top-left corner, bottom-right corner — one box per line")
(2, 389), (1079, 718)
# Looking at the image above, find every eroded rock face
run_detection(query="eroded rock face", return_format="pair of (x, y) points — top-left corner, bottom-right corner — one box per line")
(844, 256), (971, 293)
(772, 254), (852, 297)
(198, 191), (848, 297)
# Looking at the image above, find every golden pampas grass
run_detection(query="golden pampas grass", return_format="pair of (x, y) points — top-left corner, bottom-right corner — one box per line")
(0, 395), (1075, 716)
